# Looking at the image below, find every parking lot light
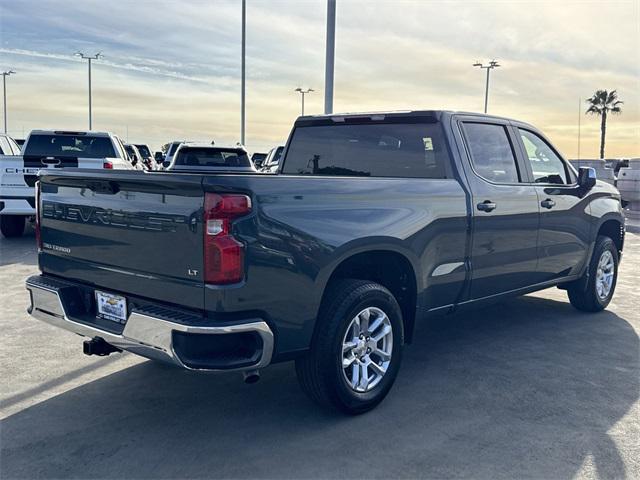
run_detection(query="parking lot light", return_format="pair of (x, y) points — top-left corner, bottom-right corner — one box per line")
(2, 70), (16, 134)
(473, 60), (501, 113)
(295, 87), (314, 116)
(75, 52), (102, 130)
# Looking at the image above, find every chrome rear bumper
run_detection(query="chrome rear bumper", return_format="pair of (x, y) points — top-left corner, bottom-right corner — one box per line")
(25, 275), (274, 372)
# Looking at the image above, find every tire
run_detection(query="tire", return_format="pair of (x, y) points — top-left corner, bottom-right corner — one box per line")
(0, 216), (25, 238)
(295, 279), (404, 414)
(568, 235), (619, 312)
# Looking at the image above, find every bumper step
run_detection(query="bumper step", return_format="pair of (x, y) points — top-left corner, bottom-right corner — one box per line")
(25, 275), (274, 372)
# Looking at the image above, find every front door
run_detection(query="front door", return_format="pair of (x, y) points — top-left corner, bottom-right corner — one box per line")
(457, 119), (542, 300)
(514, 127), (591, 281)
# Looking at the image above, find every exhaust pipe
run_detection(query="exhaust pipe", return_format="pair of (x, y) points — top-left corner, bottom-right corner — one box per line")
(243, 369), (260, 384)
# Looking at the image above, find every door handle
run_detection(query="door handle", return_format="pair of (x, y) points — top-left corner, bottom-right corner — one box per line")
(541, 198), (556, 209)
(477, 200), (497, 212)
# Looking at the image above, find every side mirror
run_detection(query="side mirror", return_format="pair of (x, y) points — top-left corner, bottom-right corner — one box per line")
(578, 166), (596, 190)
(154, 152), (164, 162)
(162, 160), (170, 169)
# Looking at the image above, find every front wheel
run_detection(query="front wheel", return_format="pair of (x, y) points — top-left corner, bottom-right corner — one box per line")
(295, 279), (404, 414)
(0, 216), (26, 238)
(567, 235), (619, 312)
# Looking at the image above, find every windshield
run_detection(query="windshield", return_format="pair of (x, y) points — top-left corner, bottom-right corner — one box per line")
(135, 144), (152, 159)
(24, 134), (116, 158)
(175, 147), (251, 168)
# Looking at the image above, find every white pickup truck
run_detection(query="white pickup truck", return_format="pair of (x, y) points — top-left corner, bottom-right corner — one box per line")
(0, 130), (134, 237)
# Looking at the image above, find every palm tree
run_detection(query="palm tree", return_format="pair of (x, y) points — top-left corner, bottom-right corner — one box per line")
(585, 90), (623, 159)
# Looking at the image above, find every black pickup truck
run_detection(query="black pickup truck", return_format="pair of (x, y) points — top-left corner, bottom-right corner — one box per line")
(26, 111), (625, 413)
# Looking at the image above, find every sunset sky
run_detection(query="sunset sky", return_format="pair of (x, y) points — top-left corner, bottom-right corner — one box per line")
(1, 0), (638, 157)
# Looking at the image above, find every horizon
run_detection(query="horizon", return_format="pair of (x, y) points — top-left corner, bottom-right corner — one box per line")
(1, 0), (638, 157)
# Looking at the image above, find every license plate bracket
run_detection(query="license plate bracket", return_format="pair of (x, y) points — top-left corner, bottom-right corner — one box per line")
(95, 290), (128, 324)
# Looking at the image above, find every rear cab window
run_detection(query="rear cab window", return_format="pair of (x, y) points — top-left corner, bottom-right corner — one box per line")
(282, 121), (451, 178)
(24, 134), (117, 158)
(175, 147), (251, 168)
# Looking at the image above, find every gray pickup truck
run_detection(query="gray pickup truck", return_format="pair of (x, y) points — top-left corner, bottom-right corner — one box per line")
(26, 111), (625, 413)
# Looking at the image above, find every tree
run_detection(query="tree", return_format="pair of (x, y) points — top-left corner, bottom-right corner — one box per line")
(585, 90), (623, 159)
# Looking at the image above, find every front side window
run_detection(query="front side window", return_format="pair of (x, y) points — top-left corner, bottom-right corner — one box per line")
(462, 123), (520, 183)
(519, 129), (568, 184)
(282, 122), (450, 178)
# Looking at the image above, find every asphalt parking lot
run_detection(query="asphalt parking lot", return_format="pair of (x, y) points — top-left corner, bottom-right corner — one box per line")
(1, 228), (638, 479)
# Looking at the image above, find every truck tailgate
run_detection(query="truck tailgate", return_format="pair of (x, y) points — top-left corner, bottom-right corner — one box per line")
(38, 170), (205, 310)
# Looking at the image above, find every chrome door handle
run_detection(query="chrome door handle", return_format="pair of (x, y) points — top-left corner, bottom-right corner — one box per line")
(541, 198), (556, 209)
(477, 200), (497, 212)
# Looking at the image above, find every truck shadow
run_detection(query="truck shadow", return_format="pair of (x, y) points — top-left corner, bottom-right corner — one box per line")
(1, 295), (637, 479)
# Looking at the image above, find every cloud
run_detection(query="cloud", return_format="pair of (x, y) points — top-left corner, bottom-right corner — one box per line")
(1, 0), (638, 157)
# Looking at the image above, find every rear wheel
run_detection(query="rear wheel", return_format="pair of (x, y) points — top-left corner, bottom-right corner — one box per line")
(567, 235), (619, 312)
(0, 216), (25, 238)
(295, 279), (404, 414)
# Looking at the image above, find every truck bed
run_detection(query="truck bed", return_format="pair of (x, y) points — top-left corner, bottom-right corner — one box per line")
(37, 168), (469, 355)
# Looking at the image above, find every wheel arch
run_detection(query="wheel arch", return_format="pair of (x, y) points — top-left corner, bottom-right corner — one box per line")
(596, 215), (625, 256)
(316, 247), (420, 344)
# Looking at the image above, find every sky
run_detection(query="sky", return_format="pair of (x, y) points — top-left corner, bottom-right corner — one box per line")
(0, 0), (638, 157)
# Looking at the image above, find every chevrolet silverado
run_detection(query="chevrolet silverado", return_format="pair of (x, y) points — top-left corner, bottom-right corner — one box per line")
(26, 111), (625, 413)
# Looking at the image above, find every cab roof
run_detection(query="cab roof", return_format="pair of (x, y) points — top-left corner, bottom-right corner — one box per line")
(294, 110), (521, 126)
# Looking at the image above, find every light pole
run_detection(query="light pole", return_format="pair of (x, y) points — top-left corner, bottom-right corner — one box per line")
(473, 60), (500, 113)
(295, 88), (314, 116)
(75, 52), (102, 130)
(2, 70), (16, 134)
(240, 0), (246, 145)
(324, 0), (336, 114)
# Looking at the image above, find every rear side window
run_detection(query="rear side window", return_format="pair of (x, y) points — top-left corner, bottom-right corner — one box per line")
(462, 123), (520, 183)
(24, 134), (116, 158)
(282, 122), (450, 178)
(175, 148), (251, 168)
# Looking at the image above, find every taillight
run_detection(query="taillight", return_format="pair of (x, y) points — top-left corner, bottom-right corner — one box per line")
(35, 181), (42, 251)
(103, 161), (113, 169)
(203, 193), (252, 284)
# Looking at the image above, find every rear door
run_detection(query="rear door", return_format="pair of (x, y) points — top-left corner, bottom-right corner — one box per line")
(455, 116), (542, 299)
(514, 126), (591, 280)
(39, 171), (205, 309)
